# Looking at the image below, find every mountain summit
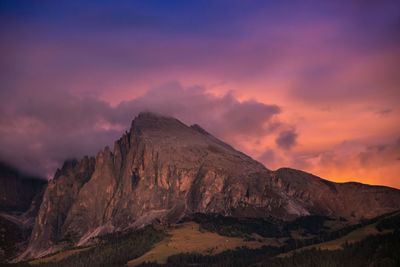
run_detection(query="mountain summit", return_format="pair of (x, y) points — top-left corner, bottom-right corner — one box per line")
(22, 112), (400, 259)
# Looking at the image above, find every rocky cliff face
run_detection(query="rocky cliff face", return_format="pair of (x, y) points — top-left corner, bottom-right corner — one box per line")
(21, 112), (400, 259)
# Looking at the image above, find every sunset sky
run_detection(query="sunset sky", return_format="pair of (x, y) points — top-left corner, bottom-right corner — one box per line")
(0, 1), (399, 188)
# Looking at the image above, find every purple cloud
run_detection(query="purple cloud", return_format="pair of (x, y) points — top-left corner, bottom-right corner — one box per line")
(275, 129), (298, 150)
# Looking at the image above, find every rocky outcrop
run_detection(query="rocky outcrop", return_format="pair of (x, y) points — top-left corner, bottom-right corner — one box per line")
(21, 112), (400, 259)
(20, 157), (95, 259)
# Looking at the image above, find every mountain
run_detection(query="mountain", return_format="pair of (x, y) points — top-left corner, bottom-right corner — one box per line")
(19, 112), (400, 260)
(0, 162), (46, 262)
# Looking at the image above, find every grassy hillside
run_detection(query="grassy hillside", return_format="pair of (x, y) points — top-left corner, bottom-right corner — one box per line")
(136, 213), (400, 267)
(278, 220), (392, 257)
(29, 247), (92, 265)
(128, 222), (276, 266)
(261, 231), (400, 267)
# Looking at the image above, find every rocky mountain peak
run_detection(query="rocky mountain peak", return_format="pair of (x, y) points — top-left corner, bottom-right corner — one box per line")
(132, 111), (182, 127)
(130, 112), (210, 144)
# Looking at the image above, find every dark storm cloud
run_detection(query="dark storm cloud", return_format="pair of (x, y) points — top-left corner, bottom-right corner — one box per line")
(275, 129), (298, 150)
(0, 82), (283, 178)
